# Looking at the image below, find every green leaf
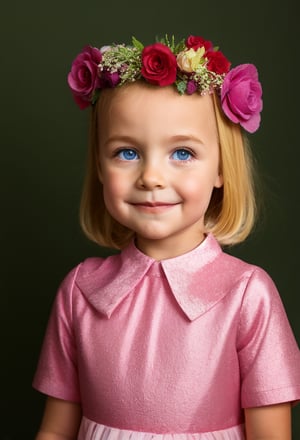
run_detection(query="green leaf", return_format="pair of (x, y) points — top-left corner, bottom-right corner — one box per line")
(163, 34), (176, 51)
(91, 89), (101, 105)
(174, 38), (186, 54)
(132, 36), (144, 51)
(176, 81), (187, 95)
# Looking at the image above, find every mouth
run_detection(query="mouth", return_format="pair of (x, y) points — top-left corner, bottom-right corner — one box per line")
(133, 202), (175, 207)
(130, 201), (180, 213)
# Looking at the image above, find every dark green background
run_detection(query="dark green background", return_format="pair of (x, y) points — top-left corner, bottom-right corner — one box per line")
(2, 0), (299, 438)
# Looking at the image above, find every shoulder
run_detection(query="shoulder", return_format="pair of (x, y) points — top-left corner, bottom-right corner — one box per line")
(55, 252), (122, 303)
(60, 252), (121, 286)
(221, 251), (280, 304)
(214, 249), (283, 317)
(210, 247), (276, 301)
(219, 248), (270, 279)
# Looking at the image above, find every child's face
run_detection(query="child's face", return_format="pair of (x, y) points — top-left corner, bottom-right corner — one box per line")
(98, 83), (223, 259)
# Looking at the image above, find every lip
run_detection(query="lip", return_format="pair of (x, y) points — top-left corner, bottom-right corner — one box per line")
(130, 201), (180, 213)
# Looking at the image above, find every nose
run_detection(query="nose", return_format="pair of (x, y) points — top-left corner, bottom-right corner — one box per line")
(136, 160), (166, 190)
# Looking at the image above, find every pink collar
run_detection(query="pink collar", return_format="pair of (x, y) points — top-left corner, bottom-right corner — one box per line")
(76, 234), (242, 321)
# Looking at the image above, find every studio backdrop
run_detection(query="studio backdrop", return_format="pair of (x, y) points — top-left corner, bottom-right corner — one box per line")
(1, 0), (299, 438)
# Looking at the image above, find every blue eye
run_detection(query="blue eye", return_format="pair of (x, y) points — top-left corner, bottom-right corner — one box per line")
(171, 149), (192, 161)
(117, 149), (139, 161)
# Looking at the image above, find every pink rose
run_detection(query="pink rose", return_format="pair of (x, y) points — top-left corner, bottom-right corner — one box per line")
(221, 64), (263, 133)
(141, 43), (177, 86)
(185, 35), (213, 52)
(206, 50), (231, 74)
(67, 46), (102, 109)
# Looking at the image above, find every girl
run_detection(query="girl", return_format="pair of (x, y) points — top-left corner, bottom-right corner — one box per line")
(33, 35), (300, 439)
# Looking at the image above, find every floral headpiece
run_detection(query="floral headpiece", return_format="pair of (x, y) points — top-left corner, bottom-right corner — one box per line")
(68, 35), (263, 133)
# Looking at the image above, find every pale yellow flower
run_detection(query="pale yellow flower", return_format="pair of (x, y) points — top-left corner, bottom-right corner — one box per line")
(177, 47), (205, 73)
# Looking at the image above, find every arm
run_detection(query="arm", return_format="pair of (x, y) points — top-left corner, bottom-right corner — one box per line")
(244, 402), (291, 440)
(35, 397), (82, 440)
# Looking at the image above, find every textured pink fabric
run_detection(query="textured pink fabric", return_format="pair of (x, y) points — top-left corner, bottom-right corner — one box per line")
(33, 234), (300, 434)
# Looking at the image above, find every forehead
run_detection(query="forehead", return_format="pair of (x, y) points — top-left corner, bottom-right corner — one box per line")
(97, 82), (218, 142)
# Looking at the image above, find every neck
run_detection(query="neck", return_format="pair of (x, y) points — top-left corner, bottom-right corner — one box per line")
(135, 234), (206, 260)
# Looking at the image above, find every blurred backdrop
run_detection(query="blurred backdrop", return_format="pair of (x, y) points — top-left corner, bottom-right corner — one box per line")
(1, 0), (299, 438)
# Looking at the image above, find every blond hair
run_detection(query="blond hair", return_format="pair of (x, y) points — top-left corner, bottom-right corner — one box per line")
(79, 84), (257, 249)
(205, 94), (257, 245)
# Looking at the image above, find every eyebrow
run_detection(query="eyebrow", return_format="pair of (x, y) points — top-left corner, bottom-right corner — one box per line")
(103, 135), (136, 147)
(103, 134), (205, 147)
(167, 134), (205, 145)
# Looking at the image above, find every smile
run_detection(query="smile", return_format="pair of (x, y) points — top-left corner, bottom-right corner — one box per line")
(130, 202), (180, 213)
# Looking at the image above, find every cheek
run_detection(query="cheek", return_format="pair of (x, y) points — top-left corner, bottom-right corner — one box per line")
(178, 173), (203, 193)
(102, 171), (128, 202)
(179, 173), (217, 203)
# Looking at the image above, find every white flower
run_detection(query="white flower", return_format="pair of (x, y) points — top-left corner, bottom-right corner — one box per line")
(177, 47), (205, 73)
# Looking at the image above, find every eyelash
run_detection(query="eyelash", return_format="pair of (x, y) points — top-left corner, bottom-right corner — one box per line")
(171, 148), (195, 161)
(114, 147), (195, 162)
(115, 148), (139, 161)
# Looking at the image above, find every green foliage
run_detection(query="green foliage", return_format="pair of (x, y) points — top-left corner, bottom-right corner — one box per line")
(176, 81), (187, 95)
(174, 39), (186, 54)
(132, 36), (144, 51)
(155, 34), (186, 54)
(91, 89), (101, 105)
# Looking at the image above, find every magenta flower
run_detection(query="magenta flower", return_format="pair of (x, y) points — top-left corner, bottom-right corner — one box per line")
(186, 80), (197, 95)
(67, 46), (102, 109)
(221, 64), (263, 133)
(99, 70), (121, 88)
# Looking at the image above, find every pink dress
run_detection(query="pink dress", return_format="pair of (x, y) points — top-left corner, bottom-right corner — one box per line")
(33, 234), (300, 439)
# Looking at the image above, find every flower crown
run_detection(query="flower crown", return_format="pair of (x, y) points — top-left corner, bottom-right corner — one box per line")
(68, 35), (263, 133)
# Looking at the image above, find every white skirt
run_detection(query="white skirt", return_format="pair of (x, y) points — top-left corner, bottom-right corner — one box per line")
(78, 417), (245, 440)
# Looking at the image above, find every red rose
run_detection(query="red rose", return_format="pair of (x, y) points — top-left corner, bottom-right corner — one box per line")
(185, 35), (213, 52)
(206, 50), (231, 74)
(141, 43), (177, 86)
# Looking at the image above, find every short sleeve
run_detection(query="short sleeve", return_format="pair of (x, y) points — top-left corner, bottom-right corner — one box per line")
(237, 268), (300, 408)
(32, 264), (82, 403)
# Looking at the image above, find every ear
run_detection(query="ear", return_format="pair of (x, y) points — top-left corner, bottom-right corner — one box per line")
(214, 172), (223, 188)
